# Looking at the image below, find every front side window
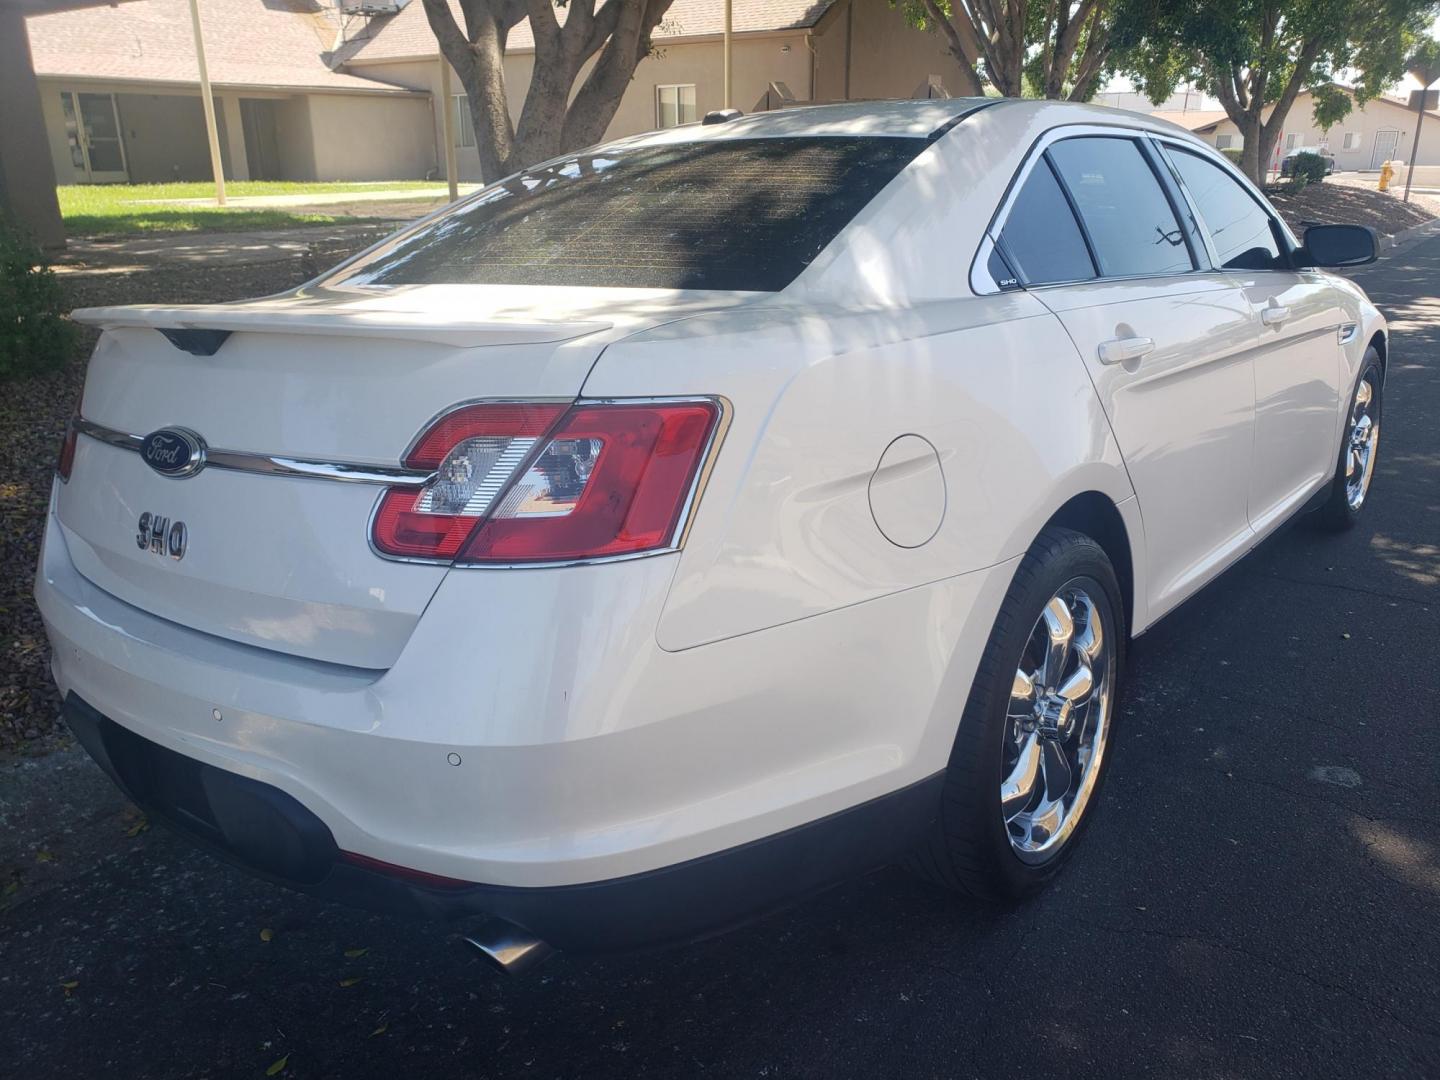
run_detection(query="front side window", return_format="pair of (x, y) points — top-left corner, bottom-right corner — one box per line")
(325, 137), (927, 292)
(656, 85), (697, 129)
(1047, 137), (1194, 278)
(995, 157), (1096, 286)
(1163, 146), (1287, 271)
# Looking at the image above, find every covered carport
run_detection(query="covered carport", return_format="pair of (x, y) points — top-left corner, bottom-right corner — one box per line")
(0, 0), (134, 251)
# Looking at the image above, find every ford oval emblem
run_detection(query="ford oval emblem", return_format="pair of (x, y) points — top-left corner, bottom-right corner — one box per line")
(140, 427), (206, 478)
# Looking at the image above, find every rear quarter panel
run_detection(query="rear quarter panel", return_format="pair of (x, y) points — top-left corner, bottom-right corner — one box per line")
(582, 295), (1137, 651)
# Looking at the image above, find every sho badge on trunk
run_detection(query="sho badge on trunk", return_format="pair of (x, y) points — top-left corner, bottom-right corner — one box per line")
(136, 512), (187, 560)
(141, 428), (206, 478)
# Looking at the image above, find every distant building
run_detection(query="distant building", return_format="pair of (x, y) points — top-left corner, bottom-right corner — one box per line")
(1091, 87), (1220, 114)
(1167, 86), (1440, 171)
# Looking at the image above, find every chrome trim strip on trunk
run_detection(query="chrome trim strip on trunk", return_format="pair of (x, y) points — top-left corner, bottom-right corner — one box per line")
(73, 418), (433, 488)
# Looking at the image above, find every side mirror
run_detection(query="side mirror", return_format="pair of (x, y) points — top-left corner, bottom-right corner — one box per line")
(1300, 224), (1379, 268)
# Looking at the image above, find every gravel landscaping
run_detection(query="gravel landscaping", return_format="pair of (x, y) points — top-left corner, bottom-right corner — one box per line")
(1267, 177), (1440, 237)
(0, 239), (374, 756)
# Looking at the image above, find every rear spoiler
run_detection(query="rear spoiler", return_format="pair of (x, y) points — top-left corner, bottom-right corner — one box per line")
(69, 304), (612, 354)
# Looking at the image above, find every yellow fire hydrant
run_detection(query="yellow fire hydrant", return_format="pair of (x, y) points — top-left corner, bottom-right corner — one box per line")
(1378, 160), (1396, 192)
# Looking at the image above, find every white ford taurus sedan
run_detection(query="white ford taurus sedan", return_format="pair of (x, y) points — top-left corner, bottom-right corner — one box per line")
(39, 99), (1386, 970)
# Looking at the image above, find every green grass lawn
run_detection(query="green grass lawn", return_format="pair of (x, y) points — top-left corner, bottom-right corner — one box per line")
(58, 180), (444, 237)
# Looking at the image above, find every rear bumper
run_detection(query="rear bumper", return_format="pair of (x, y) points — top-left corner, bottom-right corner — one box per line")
(65, 693), (943, 952)
(37, 488), (1016, 945)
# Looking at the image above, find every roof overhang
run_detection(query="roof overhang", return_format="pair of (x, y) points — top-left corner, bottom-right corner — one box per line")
(4, 0), (139, 14)
(31, 72), (428, 97)
(342, 24), (814, 66)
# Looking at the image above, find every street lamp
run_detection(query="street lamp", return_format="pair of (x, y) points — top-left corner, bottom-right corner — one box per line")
(1402, 43), (1440, 204)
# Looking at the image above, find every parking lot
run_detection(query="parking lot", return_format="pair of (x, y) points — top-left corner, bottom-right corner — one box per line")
(3, 232), (1439, 1079)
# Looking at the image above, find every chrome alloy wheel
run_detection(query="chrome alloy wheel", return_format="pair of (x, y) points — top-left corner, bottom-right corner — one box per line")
(1345, 375), (1380, 511)
(1001, 584), (1113, 864)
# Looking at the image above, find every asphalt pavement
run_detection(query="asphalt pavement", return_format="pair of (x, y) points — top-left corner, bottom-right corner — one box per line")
(3, 237), (1439, 1079)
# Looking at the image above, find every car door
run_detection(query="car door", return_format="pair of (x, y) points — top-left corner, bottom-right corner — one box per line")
(985, 132), (1259, 618)
(1160, 143), (1344, 534)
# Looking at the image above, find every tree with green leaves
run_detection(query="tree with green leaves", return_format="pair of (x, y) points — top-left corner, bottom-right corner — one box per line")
(1124, 0), (1437, 185)
(421, 0), (675, 181)
(898, 0), (1142, 100)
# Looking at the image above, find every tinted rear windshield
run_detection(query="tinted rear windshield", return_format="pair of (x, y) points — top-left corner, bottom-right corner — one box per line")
(325, 136), (927, 293)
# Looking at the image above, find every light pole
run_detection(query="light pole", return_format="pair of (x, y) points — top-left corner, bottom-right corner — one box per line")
(1403, 46), (1440, 204)
(187, 0), (226, 205)
(722, 0), (732, 109)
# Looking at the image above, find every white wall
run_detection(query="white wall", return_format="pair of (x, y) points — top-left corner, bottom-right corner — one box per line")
(305, 92), (436, 181)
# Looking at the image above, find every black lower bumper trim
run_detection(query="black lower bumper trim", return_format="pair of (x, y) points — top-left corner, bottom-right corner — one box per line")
(65, 694), (945, 953)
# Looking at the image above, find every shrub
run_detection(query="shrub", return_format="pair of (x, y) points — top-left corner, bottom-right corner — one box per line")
(1289, 151), (1329, 186)
(1220, 147), (1244, 165)
(0, 216), (74, 380)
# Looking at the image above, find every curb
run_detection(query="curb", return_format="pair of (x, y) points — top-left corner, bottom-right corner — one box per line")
(1377, 216), (1440, 258)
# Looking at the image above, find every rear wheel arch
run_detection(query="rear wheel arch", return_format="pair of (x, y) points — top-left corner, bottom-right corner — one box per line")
(1042, 492), (1134, 638)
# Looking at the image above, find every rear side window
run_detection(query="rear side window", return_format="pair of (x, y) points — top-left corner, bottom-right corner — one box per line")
(1048, 137), (1195, 278)
(325, 137), (928, 292)
(1164, 147), (1288, 271)
(996, 158), (1096, 285)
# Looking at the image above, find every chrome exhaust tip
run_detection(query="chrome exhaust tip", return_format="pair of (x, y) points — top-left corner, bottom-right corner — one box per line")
(462, 918), (555, 976)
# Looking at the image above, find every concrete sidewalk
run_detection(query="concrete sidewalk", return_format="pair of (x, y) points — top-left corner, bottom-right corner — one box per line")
(53, 221), (400, 275)
(131, 185), (480, 209)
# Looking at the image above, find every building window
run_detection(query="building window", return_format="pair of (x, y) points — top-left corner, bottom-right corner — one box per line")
(1215, 134), (1235, 150)
(656, 84), (697, 129)
(1286, 133), (1300, 150)
(1342, 132), (1360, 150)
(452, 94), (475, 148)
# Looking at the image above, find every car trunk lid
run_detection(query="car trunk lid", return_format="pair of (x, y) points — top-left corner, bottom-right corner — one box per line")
(57, 284), (752, 669)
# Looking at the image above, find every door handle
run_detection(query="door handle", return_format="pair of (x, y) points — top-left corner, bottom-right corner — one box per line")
(1097, 336), (1155, 365)
(1261, 303), (1291, 327)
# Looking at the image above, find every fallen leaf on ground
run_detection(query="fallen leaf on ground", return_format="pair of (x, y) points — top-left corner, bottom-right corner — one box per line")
(343, 947), (368, 959)
(260, 928), (274, 943)
(339, 977), (362, 988)
(61, 980), (78, 996)
(265, 1053), (289, 1076)
(369, 1024), (388, 1037)
(35, 850), (54, 863)
(125, 818), (149, 837)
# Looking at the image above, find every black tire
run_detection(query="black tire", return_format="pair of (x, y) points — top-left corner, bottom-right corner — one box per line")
(1315, 347), (1383, 532)
(908, 526), (1125, 901)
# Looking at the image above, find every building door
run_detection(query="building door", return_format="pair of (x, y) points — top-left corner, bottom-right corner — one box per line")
(1370, 129), (1400, 169)
(60, 91), (129, 183)
(240, 99), (282, 180)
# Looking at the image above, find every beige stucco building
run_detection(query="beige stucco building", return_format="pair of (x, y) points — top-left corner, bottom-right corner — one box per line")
(16, 0), (961, 195)
(25, 0), (435, 185)
(331, 0), (960, 183)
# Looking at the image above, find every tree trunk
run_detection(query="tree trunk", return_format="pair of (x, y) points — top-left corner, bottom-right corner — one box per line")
(421, 0), (522, 180)
(424, 0), (674, 180)
(1237, 115), (1264, 185)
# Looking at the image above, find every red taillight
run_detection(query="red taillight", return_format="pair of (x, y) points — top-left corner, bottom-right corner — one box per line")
(56, 417), (79, 482)
(370, 399), (721, 565)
